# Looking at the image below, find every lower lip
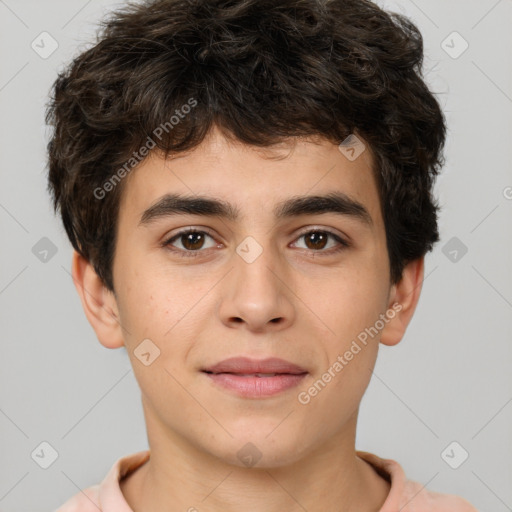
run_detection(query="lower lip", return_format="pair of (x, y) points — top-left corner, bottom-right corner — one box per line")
(203, 372), (307, 398)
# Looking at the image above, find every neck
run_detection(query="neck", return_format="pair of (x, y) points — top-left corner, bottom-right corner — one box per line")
(121, 400), (390, 512)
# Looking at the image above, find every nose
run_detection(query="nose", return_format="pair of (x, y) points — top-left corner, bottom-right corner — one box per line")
(217, 242), (296, 333)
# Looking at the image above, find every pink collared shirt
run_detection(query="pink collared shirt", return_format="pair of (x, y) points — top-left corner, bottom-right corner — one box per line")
(55, 450), (478, 511)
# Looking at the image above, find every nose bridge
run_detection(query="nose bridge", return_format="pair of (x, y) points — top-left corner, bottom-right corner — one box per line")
(218, 235), (295, 330)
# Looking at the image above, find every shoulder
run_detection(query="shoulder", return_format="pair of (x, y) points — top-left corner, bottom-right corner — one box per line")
(402, 479), (479, 511)
(356, 450), (478, 512)
(54, 485), (100, 512)
(54, 450), (150, 512)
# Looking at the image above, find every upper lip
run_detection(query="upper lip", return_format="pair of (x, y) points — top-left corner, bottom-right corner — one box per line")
(202, 357), (308, 375)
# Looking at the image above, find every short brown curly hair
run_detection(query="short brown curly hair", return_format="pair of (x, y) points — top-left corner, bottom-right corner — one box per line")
(45, 0), (446, 291)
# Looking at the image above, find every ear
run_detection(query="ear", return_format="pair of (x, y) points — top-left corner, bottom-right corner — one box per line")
(71, 250), (125, 349)
(380, 257), (425, 347)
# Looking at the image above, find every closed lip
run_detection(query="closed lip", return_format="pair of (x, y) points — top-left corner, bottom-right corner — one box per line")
(201, 357), (308, 375)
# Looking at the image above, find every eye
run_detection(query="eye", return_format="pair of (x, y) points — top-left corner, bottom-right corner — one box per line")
(292, 229), (349, 254)
(163, 228), (218, 256)
(162, 227), (350, 258)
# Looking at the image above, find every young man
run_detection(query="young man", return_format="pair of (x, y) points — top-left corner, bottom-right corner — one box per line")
(47, 0), (477, 510)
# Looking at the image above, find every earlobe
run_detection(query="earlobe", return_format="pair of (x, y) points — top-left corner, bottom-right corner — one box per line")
(380, 257), (425, 347)
(71, 251), (125, 349)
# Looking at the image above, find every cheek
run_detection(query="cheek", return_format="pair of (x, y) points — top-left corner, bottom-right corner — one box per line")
(114, 272), (193, 395)
(119, 284), (179, 343)
(317, 262), (389, 340)
(115, 258), (214, 364)
(114, 243), (175, 330)
(113, 256), (170, 342)
(306, 269), (387, 406)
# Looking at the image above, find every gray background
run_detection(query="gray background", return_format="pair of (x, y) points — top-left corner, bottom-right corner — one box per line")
(1, 0), (511, 510)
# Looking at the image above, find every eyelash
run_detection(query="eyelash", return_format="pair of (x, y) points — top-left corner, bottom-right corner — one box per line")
(162, 227), (350, 258)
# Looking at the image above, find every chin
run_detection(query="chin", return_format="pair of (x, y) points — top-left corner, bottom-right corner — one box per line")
(206, 430), (309, 469)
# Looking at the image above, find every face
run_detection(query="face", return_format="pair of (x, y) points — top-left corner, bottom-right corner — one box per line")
(110, 126), (395, 467)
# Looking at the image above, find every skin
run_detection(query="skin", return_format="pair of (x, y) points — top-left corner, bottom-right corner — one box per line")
(72, 125), (424, 512)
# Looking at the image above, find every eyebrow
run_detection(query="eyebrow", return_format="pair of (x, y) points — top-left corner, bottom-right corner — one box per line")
(139, 192), (373, 227)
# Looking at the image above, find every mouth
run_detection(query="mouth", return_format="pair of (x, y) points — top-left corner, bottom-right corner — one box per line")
(201, 357), (308, 398)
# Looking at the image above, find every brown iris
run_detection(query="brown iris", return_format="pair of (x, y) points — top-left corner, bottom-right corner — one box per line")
(303, 232), (328, 250)
(181, 232), (206, 250)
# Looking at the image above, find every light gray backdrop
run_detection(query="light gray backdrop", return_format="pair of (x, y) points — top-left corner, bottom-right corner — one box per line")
(1, 0), (511, 510)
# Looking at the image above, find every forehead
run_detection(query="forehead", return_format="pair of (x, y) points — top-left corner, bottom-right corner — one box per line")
(119, 127), (383, 229)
